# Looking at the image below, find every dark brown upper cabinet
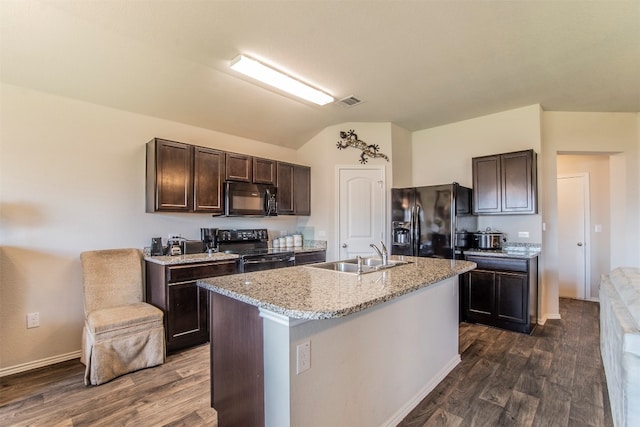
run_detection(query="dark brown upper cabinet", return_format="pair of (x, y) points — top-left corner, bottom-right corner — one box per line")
(193, 146), (225, 214)
(225, 153), (252, 182)
(293, 165), (311, 216)
(147, 138), (311, 215)
(472, 149), (537, 215)
(253, 157), (276, 185)
(146, 138), (193, 212)
(277, 162), (310, 216)
(276, 162), (294, 214)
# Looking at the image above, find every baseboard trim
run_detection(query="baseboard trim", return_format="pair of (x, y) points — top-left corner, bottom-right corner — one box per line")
(0, 350), (82, 377)
(382, 354), (461, 427)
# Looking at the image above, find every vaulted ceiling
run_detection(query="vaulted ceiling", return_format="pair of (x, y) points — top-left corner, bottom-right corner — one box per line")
(1, 1), (638, 148)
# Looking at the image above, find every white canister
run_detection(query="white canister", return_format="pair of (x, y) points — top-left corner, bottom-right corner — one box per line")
(273, 238), (280, 248)
(285, 236), (294, 247)
(293, 234), (303, 247)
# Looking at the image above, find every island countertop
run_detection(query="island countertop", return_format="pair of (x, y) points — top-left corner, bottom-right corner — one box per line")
(197, 256), (476, 320)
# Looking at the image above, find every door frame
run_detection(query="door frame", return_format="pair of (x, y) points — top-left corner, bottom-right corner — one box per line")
(557, 173), (592, 300)
(335, 165), (387, 259)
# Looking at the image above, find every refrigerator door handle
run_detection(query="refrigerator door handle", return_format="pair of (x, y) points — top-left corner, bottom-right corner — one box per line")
(413, 205), (420, 256)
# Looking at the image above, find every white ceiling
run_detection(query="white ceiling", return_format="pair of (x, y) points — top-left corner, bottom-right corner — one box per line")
(1, 1), (639, 149)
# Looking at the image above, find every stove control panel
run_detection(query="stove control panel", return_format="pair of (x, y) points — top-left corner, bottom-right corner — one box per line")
(218, 228), (268, 242)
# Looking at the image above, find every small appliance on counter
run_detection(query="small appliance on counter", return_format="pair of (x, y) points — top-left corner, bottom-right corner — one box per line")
(473, 228), (506, 250)
(151, 237), (163, 256)
(166, 237), (184, 256)
(181, 240), (205, 255)
(201, 228), (218, 253)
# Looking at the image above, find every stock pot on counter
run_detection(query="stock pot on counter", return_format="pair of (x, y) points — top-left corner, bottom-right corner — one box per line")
(473, 228), (506, 250)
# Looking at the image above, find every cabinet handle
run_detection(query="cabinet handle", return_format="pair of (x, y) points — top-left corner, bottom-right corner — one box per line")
(342, 243), (348, 248)
(577, 242), (583, 247)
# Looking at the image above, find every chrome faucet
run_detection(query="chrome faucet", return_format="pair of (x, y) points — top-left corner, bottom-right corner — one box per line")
(370, 241), (389, 266)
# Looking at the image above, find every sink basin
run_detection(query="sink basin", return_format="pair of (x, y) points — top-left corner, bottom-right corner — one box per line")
(306, 258), (411, 274)
(342, 258), (411, 268)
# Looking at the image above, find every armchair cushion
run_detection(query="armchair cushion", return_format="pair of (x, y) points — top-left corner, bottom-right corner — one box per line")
(86, 302), (163, 336)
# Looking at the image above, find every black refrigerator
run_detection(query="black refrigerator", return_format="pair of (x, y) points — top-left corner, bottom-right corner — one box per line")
(391, 183), (477, 259)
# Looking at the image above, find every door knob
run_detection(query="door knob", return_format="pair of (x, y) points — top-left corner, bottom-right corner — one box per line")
(342, 243), (348, 248)
(577, 242), (583, 246)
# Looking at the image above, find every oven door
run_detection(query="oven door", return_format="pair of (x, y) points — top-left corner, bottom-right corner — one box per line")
(240, 254), (295, 273)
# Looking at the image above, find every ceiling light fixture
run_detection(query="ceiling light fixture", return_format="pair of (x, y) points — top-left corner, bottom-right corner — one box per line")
(230, 55), (334, 106)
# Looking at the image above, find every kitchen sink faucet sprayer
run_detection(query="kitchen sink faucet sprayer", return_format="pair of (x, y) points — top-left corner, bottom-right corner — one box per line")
(370, 241), (389, 266)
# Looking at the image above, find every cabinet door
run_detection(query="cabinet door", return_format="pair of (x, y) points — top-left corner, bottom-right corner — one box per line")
(147, 139), (193, 212)
(501, 150), (537, 213)
(225, 153), (252, 182)
(465, 270), (495, 319)
(472, 155), (501, 214)
(167, 282), (208, 352)
(253, 158), (276, 185)
(293, 165), (311, 215)
(495, 272), (528, 324)
(194, 146), (225, 213)
(276, 162), (294, 214)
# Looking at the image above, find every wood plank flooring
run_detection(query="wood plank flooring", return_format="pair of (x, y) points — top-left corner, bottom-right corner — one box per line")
(0, 298), (612, 426)
(0, 345), (217, 426)
(399, 298), (613, 427)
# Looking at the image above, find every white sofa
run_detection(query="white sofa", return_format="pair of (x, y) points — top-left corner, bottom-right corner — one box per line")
(600, 267), (640, 427)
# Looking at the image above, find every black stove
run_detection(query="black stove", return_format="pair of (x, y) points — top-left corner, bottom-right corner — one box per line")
(217, 228), (294, 272)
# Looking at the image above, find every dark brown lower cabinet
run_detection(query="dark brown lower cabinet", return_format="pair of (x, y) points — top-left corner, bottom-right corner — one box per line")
(146, 259), (237, 353)
(210, 293), (264, 426)
(463, 255), (538, 334)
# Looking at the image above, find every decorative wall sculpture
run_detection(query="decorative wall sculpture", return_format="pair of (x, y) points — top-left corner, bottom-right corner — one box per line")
(336, 129), (389, 164)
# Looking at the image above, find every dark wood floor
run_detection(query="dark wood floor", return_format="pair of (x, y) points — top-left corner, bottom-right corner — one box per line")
(0, 344), (217, 426)
(0, 298), (612, 427)
(399, 298), (613, 427)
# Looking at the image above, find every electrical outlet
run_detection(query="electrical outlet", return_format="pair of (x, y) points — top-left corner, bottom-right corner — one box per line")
(518, 231), (530, 238)
(296, 341), (311, 374)
(27, 312), (40, 328)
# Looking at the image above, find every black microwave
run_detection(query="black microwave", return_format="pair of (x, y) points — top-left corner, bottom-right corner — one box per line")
(224, 181), (278, 217)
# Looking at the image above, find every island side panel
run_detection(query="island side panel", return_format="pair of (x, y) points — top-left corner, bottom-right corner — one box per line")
(210, 292), (264, 426)
(284, 276), (460, 427)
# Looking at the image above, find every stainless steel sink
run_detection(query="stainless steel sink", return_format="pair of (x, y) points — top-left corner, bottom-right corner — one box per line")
(306, 258), (411, 274)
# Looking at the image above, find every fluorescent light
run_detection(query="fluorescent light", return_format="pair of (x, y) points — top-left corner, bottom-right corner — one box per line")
(230, 55), (334, 106)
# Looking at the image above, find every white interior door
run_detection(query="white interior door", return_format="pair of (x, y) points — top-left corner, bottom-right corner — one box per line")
(557, 174), (589, 299)
(338, 167), (385, 260)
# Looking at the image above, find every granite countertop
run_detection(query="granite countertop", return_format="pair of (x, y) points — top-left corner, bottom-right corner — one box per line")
(464, 247), (541, 259)
(144, 245), (326, 265)
(145, 252), (239, 265)
(197, 256), (476, 320)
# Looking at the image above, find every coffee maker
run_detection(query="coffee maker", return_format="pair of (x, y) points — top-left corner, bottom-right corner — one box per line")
(201, 228), (218, 253)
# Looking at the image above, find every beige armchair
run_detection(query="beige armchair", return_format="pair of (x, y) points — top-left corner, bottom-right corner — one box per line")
(80, 248), (165, 385)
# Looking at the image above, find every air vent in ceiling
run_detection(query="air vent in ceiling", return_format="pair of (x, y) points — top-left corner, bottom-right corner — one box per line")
(338, 95), (364, 108)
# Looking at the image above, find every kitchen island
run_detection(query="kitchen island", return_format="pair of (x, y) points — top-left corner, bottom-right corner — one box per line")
(197, 256), (475, 427)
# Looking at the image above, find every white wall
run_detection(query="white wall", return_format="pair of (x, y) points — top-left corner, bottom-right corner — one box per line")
(557, 154), (611, 299)
(0, 83), (301, 372)
(297, 123), (395, 261)
(411, 104), (543, 244)
(542, 111), (639, 317)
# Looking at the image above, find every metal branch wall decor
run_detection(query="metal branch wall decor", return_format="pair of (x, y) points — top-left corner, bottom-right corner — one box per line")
(336, 130), (389, 164)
